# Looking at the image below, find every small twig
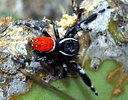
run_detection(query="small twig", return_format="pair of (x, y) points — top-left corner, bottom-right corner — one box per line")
(20, 69), (76, 100)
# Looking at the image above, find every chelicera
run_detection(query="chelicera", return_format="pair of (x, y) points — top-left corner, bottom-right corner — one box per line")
(12, 6), (111, 96)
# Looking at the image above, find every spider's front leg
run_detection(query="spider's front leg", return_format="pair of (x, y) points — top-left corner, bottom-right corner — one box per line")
(69, 60), (98, 96)
(64, 6), (111, 38)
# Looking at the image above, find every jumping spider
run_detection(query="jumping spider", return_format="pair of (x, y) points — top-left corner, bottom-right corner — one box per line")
(12, 5), (111, 96)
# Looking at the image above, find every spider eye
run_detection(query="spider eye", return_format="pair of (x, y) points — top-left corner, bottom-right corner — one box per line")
(59, 38), (79, 56)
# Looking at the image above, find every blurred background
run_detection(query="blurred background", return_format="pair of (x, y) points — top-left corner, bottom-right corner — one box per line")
(0, 0), (82, 21)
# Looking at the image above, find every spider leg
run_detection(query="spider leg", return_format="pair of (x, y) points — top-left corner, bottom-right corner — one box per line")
(72, 0), (76, 13)
(69, 60), (98, 96)
(72, 0), (83, 19)
(59, 63), (68, 78)
(15, 22), (51, 37)
(64, 6), (111, 38)
(11, 56), (47, 63)
(79, 6), (111, 25)
(53, 24), (60, 41)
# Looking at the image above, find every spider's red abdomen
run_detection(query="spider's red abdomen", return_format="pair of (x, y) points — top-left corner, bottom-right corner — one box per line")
(31, 37), (55, 52)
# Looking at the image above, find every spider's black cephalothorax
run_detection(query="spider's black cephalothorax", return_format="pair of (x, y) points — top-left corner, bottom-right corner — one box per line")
(58, 38), (79, 56)
(12, 6), (111, 96)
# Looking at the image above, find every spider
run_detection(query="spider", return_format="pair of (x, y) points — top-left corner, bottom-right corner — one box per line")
(12, 6), (111, 96)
